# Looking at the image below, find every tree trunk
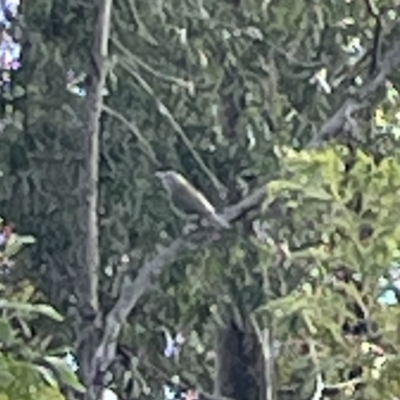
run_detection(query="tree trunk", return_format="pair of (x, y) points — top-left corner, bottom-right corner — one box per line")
(215, 320), (266, 400)
(75, 0), (112, 398)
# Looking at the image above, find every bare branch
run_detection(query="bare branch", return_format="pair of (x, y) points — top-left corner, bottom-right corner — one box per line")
(89, 33), (400, 377)
(78, 0), (112, 315)
(90, 183), (269, 386)
(308, 37), (400, 148)
(91, 238), (189, 377)
(76, 0), (113, 396)
(223, 184), (269, 222)
(87, 21), (400, 393)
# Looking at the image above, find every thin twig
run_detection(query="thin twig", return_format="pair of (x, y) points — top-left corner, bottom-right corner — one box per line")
(118, 57), (228, 198)
(102, 103), (158, 163)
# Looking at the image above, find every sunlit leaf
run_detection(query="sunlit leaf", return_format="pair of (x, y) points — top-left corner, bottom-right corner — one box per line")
(43, 356), (86, 393)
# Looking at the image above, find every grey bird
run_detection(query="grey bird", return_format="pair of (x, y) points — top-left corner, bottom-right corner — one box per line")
(155, 170), (230, 229)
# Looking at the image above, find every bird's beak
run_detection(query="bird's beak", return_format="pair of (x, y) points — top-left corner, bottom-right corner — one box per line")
(155, 171), (164, 179)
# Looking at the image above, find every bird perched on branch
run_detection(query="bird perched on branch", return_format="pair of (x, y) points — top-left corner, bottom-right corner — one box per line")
(155, 170), (230, 229)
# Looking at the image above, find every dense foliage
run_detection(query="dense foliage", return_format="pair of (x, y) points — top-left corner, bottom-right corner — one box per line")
(0, 212), (83, 400)
(1, 0), (400, 399)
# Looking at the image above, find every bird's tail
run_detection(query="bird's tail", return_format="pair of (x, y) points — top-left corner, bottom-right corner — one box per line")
(211, 212), (230, 229)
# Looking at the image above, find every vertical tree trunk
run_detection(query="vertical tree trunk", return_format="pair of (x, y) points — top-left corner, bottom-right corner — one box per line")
(215, 320), (266, 400)
(75, 0), (112, 398)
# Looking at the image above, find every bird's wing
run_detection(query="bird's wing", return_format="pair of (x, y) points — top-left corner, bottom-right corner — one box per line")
(172, 180), (216, 216)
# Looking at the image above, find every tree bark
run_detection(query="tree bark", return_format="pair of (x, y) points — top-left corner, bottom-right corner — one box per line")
(76, 0), (112, 398)
(215, 320), (266, 400)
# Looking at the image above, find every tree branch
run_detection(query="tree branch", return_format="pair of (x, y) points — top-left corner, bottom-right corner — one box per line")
(77, 0), (113, 396)
(87, 24), (400, 395)
(79, 0), (112, 316)
(308, 37), (400, 148)
(90, 182), (269, 387)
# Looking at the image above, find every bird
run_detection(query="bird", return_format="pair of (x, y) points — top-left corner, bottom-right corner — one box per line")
(155, 170), (230, 229)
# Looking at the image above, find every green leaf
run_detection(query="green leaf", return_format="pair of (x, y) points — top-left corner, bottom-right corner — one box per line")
(302, 188), (333, 201)
(2, 234), (35, 258)
(34, 365), (59, 388)
(0, 369), (15, 389)
(18, 235), (36, 245)
(268, 179), (305, 197)
(0, 318), (15, 345)
(255, 292), (309, 315)
(0, 301), (64, 321)
(31, 305), (64, 322)
(43, 356), (86, 393)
